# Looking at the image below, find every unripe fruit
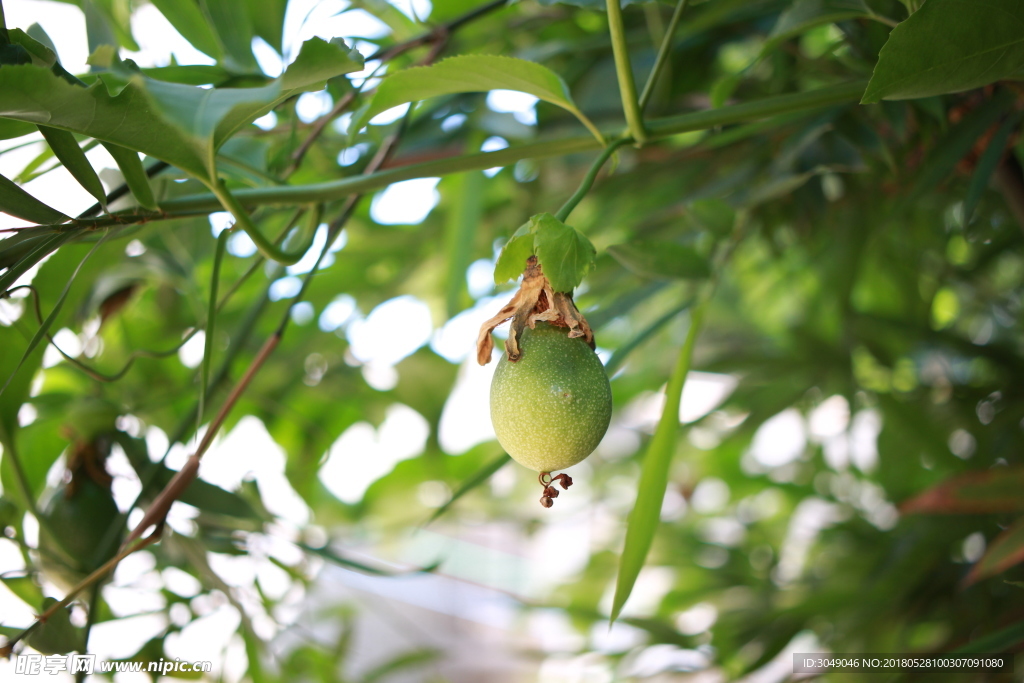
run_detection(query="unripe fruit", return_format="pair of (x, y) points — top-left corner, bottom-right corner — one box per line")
(490, 322), (612, 472)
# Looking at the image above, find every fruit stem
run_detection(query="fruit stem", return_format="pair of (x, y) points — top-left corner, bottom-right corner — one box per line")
(555, 138), (631, 222)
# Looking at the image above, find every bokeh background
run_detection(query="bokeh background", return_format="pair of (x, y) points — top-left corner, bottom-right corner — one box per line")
(1, 0), (1023, 681)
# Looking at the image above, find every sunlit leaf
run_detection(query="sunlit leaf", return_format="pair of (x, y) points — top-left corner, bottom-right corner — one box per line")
(349, 55), (604, 143)
(37, 126), (107, 207)
(610, 305), (704, 622)
(0, 173), (68, 224)
(149, 0), (224, 61)
(0, 37), (363, 180)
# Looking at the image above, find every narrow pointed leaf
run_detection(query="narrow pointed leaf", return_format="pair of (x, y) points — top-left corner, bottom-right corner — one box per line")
(202, 0), (259, 73)
(863, 0), (1024, 102)
(101, 142), (158, 210)
(350, 55), (604, 143)
(0, 233), (107, 400)
(901, 467), (1024, 514)
(951, 619), (1024, 654)
(967, 517), (1024, 585)
(766, 0), (872, 50)
(38, 125), (107, 207)
(0, 37), (363, 181)
(426, 454), (511, 525)
(962, 112), (1022, 227)
(608, 242), (711, 280)
(611, 304), (704, 622)
(604, 299), (691, 375)
(0, 172), (68, 224)
(150, 0), (224, 61)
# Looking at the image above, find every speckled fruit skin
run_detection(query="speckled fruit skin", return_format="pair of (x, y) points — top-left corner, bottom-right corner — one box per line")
(491, 322), (612, 472)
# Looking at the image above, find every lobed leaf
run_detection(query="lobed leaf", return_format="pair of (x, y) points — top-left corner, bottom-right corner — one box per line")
(493, 223), (535, 285)
(532, 213), (596, 293)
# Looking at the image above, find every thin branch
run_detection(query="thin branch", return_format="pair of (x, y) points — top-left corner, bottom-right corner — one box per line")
(286, 0), (507, 174)
(555, 137), (631, 222)
(0, 81), (867, 235)
(638, 0), (689, 112)
(606, 0), (647, 144)
(0, 528), (162, 657)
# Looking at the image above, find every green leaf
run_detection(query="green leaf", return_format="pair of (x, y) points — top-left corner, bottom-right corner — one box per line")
(445, 171), (485, 316)
(202, 0), (259, 74)
(7, 28), (85, 86)
(0, 173), (68, 224)
(493, 222), (536, 285)
(0, 233), (107, 403)
(604, 299), (691, 375)
(150, 0), (224, 61)
(902, 95), (1010, 204)
(862, 0), (1024, 102)
(113, 432), (260, 519)
(951, 619), (1024, 654)
(0, 119), (36, 140)
(25, 24), (57, 54)
(350, 55), (604, 144)
(766, 0), (871, 49)
(901, 467), (1024, 514)
(246, 0), (288, 54)
(532, 213), (596, 292)
(1, 575), (45, 610)
(611, 304), (704, 622)
(607, 241), (711, 280)
(26, 598), (79, 655)
(967, 517), (1024, 584)
(101, 142), (158, 210)
(425, 454), (510, 525)
(689, 198), (736, 236)
(0, 37), (363, 180)
(95, 0), (139, 51)
(38, 125), (107, 207)
(962, 112), (1022, 227)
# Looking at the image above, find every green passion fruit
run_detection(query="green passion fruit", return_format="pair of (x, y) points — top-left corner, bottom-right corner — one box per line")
(490, 322), (612, 473)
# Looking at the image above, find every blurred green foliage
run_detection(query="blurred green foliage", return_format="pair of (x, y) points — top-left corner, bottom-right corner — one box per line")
(1, 0), (1023, 680)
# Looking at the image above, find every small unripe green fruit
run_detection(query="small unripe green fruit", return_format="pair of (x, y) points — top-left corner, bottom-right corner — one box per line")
(490, 322), (612, 472)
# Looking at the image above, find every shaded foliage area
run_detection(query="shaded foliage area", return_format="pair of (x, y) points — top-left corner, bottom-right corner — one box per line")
(0, 0), (1023, 680)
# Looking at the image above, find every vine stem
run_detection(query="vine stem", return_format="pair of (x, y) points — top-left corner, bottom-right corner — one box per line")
(0, 79), (865, 236)
(606, 0), (647, 144)
(555, 137), (631, 222)
(638, 0), (689, 112)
